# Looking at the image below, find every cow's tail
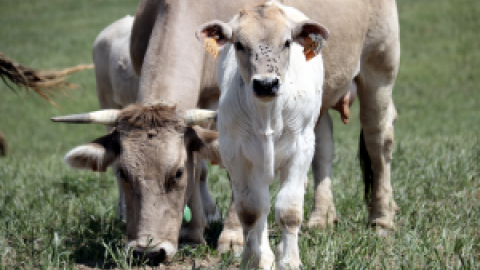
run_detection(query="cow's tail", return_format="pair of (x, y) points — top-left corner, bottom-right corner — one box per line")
(359, 129), (373, 207)
(0, 52), (94, 108)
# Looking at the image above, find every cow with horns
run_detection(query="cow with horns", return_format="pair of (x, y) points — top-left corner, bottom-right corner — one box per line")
(51, 104), (220, 260)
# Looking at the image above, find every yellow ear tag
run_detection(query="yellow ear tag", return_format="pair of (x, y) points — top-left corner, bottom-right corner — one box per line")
(204, 38), (219, 58)
(303, 34), (325, 61)
(303, 36), (317, 61)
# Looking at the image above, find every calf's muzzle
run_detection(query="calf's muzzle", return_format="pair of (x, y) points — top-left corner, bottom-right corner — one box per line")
(252, 75), (280, 98)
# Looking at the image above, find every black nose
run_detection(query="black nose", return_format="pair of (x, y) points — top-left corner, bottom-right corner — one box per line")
(252, 77), (280, 97)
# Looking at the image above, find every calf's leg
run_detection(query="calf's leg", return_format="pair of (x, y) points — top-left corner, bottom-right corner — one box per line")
(229, 163), (275, 270)
(275, 136), (314, 269)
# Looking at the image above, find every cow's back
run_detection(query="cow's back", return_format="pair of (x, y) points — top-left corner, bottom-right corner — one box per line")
(93, 15), (138, 109)
(130, 0), (396, 110)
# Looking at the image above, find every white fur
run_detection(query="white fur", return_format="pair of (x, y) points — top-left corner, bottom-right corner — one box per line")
(216, 4), (324, 269)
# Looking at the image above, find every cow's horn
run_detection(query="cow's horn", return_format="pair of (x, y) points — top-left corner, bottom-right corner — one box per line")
(184, 109), (217, 126)
(51, 109), (120, 125)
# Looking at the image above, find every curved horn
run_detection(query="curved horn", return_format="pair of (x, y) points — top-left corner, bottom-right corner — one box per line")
(51, 109), (120, 125)
(184, 109), (217, 126)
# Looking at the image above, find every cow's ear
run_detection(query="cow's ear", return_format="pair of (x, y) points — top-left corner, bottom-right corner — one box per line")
(292, 20), (329, 61)
(195, 20), (233, 58)
(185, 126), (221, 166)
(64, 129), (120, 172)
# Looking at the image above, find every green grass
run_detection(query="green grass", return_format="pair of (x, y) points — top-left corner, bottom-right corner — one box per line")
(0, 0), (479, 269)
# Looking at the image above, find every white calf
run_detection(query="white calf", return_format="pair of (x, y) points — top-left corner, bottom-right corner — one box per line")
(197, 2), (328, 269)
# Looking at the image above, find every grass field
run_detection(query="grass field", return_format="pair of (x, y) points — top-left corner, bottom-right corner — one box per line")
(0, 0), (479, 269)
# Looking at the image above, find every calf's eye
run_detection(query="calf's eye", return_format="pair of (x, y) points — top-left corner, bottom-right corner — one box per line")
(284, 40), (291, 48)
(234, 42), (245, 51)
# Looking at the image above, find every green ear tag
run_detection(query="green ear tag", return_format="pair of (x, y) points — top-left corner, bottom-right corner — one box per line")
(183, 206), (192, 223)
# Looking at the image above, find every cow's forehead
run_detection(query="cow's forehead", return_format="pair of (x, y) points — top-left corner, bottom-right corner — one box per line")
(234, 5), (290, 44)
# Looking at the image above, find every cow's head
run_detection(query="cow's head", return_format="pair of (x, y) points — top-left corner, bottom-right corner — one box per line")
(52, 103), (219, 261)
(196, 1), (328, 102)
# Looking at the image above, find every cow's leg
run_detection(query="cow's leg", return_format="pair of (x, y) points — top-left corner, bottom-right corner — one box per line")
(229, 163), (274, 270)
(217, 188), (244, 255)
(356, 5), (400, 229)
(198, 160), (221, 225)
(180, 161), (206, 244)
(198, 98), (221, 225)
(275, 138), (314, 270)
(307, 112), (338, 229)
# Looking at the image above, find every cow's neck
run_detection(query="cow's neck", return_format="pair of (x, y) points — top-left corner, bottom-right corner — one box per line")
(249, 97), (282, 182)
(137, 0), (208, 110)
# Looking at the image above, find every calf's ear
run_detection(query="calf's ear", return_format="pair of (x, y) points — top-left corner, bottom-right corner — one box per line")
(185, 126), (221, 166)
(64, 129), (120, 172)
(292, 20), (329, 61)
(195, 20), (233, 58)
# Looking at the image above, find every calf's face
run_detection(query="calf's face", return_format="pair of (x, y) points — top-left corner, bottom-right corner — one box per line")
(55, 104), (219, 261)
(196, 3), (328, 102)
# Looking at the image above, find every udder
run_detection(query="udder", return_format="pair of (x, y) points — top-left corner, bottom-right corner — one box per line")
(331, 81), (357, 124)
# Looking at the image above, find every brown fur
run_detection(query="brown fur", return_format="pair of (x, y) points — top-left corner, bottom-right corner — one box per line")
(118, 103), (185, 132)
(278, 208), (301, 234)
(0, 52), (93, 107)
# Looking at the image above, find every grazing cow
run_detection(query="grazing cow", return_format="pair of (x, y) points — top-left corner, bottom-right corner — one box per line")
(196, 2), (328, 268)
(52, 16), (222, 259)
(52, 104), (221, 260)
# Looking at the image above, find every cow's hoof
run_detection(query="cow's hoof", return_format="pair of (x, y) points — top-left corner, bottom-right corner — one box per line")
(306, 209), (338, 230)
(279, 260), (302, 270)
(217, 230), (243, 256)
(369, 220), (395, 236)
(179, 226), (206, 245)
(259, 252), (276, 270)
(277, 246), (301, 270)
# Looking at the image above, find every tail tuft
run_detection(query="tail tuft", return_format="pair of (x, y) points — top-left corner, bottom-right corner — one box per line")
(0, 52), (94, 108)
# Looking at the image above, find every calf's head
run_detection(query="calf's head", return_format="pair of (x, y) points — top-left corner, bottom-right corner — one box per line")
(52, 104), (219, 261)
(196, 2), (328, 102)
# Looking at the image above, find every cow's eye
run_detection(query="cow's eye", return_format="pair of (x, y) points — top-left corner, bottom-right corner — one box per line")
(175, 168), (184, 179)
(284, 40), (291, 48)
(234, 42), (245, 51)
(167, 168), (184, 190)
